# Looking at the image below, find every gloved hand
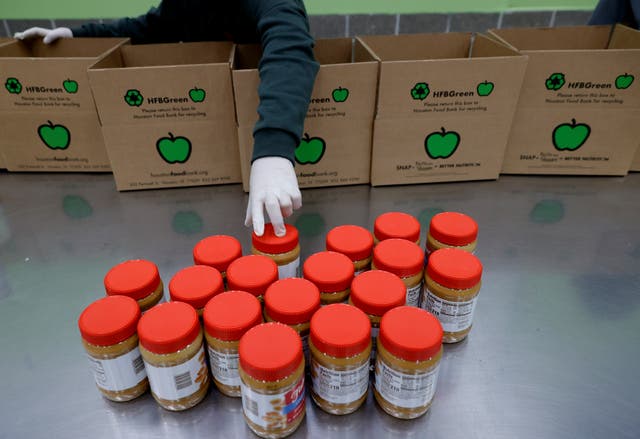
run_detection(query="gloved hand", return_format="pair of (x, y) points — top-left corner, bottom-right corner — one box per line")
(14, 27), (73, 44)
(245, 156), (301, 237)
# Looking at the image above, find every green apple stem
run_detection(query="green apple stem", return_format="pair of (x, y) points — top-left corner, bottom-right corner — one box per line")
(441, 127), (446, 134)
(303, 133), (310, 141)
(47, 120), (54, 127)
(571, 118), (576, 126)
(168, 132), (175, 140)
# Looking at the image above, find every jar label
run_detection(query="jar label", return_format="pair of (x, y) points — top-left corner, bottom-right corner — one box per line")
(422, 288), (477, 333)
(301, 333), (310, 367)
(241, 374), (305, 429)
(278, 256), (300, 280)
(208, 345), (240, 387)
(374, 357), (439, 409)
(311, 358), (369, 405)
(86, 347), (147, 392)
(406, 282), (422, 307)
(144, 345), (208, 401)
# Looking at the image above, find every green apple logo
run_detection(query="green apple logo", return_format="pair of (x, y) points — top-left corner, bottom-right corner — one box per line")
(615, 73), (634, 90)
(477, 80), (494, 97)
(5, 77), (22, 94)
(124, 89), (144, 107)
(552, 119), (591, 151)
(545, 73), (565, 91)
(156, 132), (192, 164)
(38, 120), (70, 150)
(189, 86), (206, 103)
(63, 79), (78, 94)
(332, 86), (349, 103)
(295, 133), (325, 165)
(411, 82), (430, 100)
(425, 127), (460, 159)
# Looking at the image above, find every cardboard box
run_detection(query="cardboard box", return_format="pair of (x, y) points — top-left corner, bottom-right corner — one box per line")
(0, 38), (128, 172)
(88, 42), (241, 191)
(489, 25), (640, 175)
(358, 33), (527, 186)
(233, 38), (379, 191)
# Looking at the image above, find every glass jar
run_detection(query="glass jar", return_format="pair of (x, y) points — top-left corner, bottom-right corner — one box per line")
(374, 306), (443, 419)
(303, 251), (354, 305)
(104, 259), (164, 312)
(239, 323), (305, 439)
(252, 224), (301, 279)
(326, 224), (374, 276)
(203, 291), (263, 397)
(372, 239), (424, 307)
(421, 248), (483, 343)
(138, 302), (209, 411)
(192, 235), (242, 283)
(309, 303), (371, 415)
(373, 212), (421, 245)
(264, 278), (321, 366)
(349, 270), (406, 367)
(169, 265), (224, 316)
(78, 295), (148, 402)
(426, 212), (478, 257)
(227, 255), (279, 303)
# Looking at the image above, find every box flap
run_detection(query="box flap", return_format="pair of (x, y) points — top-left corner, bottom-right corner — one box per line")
(358, 33), (472, 61)
(119, 41), (233, 67)
(471, 34), (521, 58)
(0, 38), (129, 59)
(488, 26), (611, 51)
(608, 24), (640, 49)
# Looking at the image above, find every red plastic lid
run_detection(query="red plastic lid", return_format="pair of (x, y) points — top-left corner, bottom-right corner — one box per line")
(326, 225), (374, 262)
(310, 304), (371, 358)
(104, 259), (161, 300)
(252, 223), (299, 254)
(350, 270), (406, 316)
(203, 291), (263, 341)
(373, 239), (424, 278)
(239, 323), (303, 381)
(226, 255), (278, 297)
(137, 302), (200, 354)
(427, 248), (483, 290)
(430, 212), (478, 246)
(169, 265), (224, 310)
(379, 306), (442, 361)
(374, 212), (421, 243)
(78, 296), (141, 346)
(193, 235), (242, 273)
(303, 251), (354, 293)
(264, 278), (321, 325)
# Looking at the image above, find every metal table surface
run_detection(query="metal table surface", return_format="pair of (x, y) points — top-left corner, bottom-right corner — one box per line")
(0, 172), (639, 439)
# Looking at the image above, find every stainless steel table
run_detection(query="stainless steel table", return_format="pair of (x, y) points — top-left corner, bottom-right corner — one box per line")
(1, 172), (639, 439)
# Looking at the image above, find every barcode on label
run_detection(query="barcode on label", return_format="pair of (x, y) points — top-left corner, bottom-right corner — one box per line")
(132, 355), (145, 375)
(174, 371), (192, 391)
(245, 396), (259, 417)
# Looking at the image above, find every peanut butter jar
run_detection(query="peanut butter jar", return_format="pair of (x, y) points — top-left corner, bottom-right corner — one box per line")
(303, 251), (354, 305)
(239, 323), (305, 439)
(422, 248), (483, 343)
(78, 296), (148, 402)
(326, 225), (374, 276)
(227, 255), (279, 303)
(426, 212), (478, 256)
(193, 235), (242, 283)
(373, 212), (421, 245)
(169, 265), (224, 316)
(138, 302), (209, 411)
(104, 259), (164, 312)
(264, 278), (321, 366)
(309, 304), (371, 415)
(372, 239), (424, 307)
(252, 224), (301, 279)
(374, 306), (443, 419)
(203, 291), (263, 397)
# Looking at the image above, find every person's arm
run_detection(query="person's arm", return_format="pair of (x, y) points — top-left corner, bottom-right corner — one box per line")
(244, 0), (319, 236)
(589, 0), (639, 27)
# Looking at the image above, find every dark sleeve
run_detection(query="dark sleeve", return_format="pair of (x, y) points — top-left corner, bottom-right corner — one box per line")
(70, 1), (181, 44)
(589, 0), (638, 27)
(250, 0), (320, 163)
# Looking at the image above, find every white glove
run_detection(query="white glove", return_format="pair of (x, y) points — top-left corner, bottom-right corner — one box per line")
(14, 27), (73, 44)
(245, 156), (302, 237)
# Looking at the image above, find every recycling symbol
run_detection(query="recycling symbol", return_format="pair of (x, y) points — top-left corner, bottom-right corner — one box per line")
(5, 77), (22, 94)
(124, 89), (144, 107)
(545, 73), (565, 91)
(411, 82), (430, 100)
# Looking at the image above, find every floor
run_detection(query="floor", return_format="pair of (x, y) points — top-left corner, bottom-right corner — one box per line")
(0, 172), (638, 438)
